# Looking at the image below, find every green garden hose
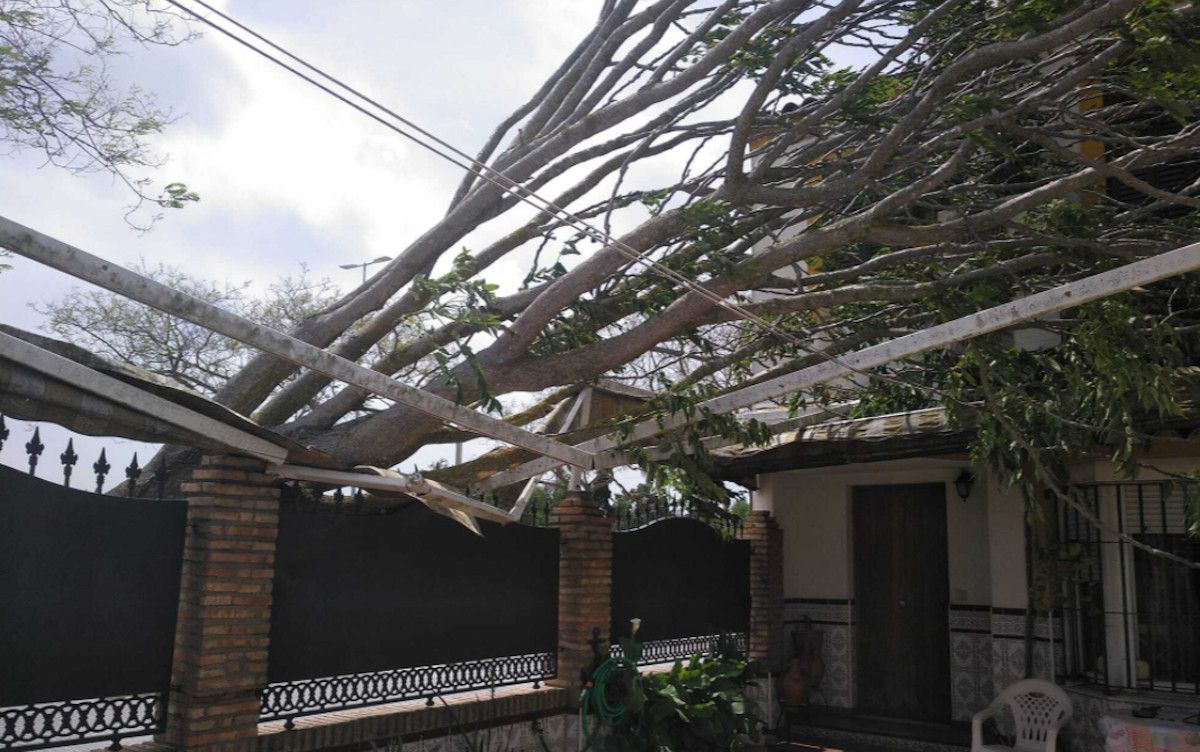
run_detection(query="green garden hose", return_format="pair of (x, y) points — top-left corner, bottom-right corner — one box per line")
(579, 655), (639, 748)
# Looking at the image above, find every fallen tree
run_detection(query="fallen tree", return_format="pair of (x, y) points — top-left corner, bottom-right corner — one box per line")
(28, 0), (1200, 503)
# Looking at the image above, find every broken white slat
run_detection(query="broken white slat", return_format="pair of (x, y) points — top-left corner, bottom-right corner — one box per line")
(479, 401), (852, 489)
(508, 474), (544, 520)
(0, 330), (290, 465)
(568, 387), (594, 491)
(638, 401), (860, 461)
(507, 388), (590, 519)
(478, 242), (1200, 490)
(0, 217), (593, 469)
(702, 241), (1200, 413)
(268, 463), (513, 524)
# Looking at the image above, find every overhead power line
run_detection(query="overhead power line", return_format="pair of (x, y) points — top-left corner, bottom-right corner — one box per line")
(158, 0), (1070, 429)
(163, 0), (815, 352)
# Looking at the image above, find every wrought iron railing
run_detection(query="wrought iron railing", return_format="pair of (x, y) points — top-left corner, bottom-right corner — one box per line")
(1059, 482), (1200, 694)
(0, 692), (166, 751)
(516, 492), (744, 533)
(611, 498), (743, 534)
(610, 632), (749, 666)
(0, 415), (163, 497)
(1, 418), (182, 751)
(259, 652), (556, 727)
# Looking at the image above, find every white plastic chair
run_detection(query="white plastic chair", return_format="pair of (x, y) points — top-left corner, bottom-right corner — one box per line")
(971, 678), (1073, 752)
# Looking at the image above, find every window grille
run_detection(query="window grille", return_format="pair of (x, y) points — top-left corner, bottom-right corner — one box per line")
(1059, 482), (1200, 694)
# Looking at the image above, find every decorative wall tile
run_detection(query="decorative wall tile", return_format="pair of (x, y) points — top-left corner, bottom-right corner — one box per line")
(783, 598), (853, 709)
(990, 610), (1068, 692)
(950, 605), (994, 722)
(784, 598), (852, 626)
(992, 637), (1026, 693)
(991, 611), (1030, 639)
(950, 632), (994, 721)
(949, 605), (991, 633)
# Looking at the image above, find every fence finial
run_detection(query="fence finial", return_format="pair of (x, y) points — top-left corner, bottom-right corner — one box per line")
(94, 448), (111, 494)
(26, 426), (44, 476)
(61, 438), (79, 488)
(125, 453), (141, 497)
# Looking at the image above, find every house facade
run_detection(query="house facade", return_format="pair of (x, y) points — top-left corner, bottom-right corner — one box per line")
(715, 407), (1200, 752)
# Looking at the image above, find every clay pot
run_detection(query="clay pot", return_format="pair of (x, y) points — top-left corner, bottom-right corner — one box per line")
(779, 658), (809, 707)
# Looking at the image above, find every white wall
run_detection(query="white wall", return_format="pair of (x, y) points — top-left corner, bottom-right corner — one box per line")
(983, 478), (1028, 609)
(761, 457), (992, 605)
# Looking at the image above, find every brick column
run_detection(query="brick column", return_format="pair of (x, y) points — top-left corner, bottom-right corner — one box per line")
(548, 493), (611, 698)
(159, 454), (281, 752)
(740, 511), (785, 672)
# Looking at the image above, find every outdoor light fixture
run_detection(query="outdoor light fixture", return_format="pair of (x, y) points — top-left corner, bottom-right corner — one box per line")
(339, 255), (393, 283)
(954, 469), (976, 501)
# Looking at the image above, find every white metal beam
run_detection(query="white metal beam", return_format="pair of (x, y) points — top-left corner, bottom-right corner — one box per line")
(506, 387), (590, 519)
(0, 330), (290, 464)
(478, 401), (853, 490)
(268, 463), (513, 525)
(478, 242), (1200, 490)
(0, 216), (593, 469)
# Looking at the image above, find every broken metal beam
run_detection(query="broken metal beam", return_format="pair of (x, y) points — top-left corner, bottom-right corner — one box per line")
(0, 330), (289, 465)
(0, 216), (593, 469)
(477, 241), (1200, 490)
(268, 463), (513, 524)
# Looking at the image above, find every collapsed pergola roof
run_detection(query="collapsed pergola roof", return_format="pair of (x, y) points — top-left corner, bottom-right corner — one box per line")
(3, 212), (1200, 529)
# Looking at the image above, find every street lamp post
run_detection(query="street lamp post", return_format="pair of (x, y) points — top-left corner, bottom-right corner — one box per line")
(339, 255), (392, 283)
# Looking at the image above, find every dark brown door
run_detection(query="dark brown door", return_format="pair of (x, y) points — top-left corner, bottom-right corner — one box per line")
(852, 483), (950, 723)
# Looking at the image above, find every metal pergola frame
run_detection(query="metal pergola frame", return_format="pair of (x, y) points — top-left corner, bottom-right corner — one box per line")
(3, 213), (1199, 526)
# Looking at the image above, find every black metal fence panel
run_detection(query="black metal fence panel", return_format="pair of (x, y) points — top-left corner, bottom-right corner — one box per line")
(0, 464), (185, 750)
(611, 518), (750, 652)
(0, 464), (186, 706)
(266, 502), (559, 685)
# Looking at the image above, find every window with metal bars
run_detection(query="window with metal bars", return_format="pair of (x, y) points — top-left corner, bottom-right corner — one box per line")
(1059, 482), (1200, 694)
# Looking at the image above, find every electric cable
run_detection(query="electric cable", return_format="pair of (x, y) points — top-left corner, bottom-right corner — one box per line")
(162, 0), (820, 353)
(160, 1), (1200, 572)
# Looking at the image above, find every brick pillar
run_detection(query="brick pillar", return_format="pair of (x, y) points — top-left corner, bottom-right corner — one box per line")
(548, 493), (611, 698)
(159, 454), (281, 752)
(740, 511), (785, 672)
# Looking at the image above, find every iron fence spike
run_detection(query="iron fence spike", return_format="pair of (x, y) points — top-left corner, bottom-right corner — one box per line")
(61, 438), (78, 488)
(94, 448), (111, 493)
(125, 452), (141, 497)
(26, 426), (44, 475)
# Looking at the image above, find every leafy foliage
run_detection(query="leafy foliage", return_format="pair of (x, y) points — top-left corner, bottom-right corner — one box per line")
(950, 299), (1186, 505)
(0, 1), (198, 226)
(18, 0), (1200, 513)
(598, 632), (759, 752)
(34, 261), (342, 397)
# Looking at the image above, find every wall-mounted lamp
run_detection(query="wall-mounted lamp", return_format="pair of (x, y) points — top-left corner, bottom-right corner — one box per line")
(954, 469), (976, 502)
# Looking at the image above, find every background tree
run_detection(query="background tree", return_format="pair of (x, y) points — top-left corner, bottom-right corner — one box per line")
(34, 0), (1200, 509)
(35, 262), (342, 397)
(0, 0), (197, 226)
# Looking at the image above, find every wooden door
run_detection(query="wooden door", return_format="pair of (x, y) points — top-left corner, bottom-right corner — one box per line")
(852, 483), (951, 723)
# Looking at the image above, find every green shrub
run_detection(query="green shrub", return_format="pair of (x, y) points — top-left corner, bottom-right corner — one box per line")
(596, 634), (760, 752)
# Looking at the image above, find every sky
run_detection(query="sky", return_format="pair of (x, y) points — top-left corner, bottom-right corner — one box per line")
(0, 0), (605, 480)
